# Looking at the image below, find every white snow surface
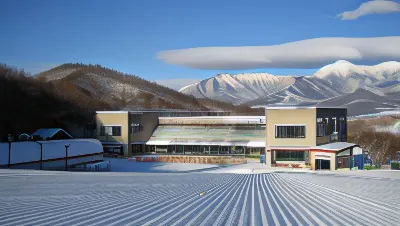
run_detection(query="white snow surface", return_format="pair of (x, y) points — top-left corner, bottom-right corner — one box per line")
(108, 158), (221, 173)
(1, 169), (399, 225)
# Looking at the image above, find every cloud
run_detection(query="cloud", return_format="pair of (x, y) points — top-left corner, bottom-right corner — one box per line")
(154, 78), (201, 91)
(337, 0), (400, 20)
(157, 36), (400, 70)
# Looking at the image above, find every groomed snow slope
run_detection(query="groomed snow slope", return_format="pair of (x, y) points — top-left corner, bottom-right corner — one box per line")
(0, 169), (399, 225)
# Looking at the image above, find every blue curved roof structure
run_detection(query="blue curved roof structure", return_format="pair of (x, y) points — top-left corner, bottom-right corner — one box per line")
(31, 128), (73, 140)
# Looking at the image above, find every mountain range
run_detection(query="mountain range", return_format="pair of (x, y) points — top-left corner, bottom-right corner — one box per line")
(35, 63), (258, 113)
(180, 60), (400, 116)
(1, 63), (262, 139)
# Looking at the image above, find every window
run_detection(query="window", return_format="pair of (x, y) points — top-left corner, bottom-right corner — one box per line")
(130, 124), (143, 134)
(317, 123), (328, 137)
(100, 126), (121, 136)
(276, 150), (305, 161)
(275, 125), (305, 138)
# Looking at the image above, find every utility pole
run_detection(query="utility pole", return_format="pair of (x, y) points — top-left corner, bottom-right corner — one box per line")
(65, 144), (70, 171)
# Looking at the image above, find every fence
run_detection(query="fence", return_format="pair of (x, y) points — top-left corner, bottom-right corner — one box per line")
(0, 139), (104, 170)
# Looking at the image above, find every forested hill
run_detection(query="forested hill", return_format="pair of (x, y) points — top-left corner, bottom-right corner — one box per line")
(0, 63), (261, 140)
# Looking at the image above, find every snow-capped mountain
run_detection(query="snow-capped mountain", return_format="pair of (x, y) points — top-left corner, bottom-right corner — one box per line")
(179, 73), (295, 104)
(180, 61), (400, 108)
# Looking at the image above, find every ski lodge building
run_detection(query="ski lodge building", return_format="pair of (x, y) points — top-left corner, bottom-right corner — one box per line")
(95, 106), (363, 170)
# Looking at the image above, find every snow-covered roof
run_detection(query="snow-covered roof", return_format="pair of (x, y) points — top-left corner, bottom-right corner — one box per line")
(246, 141), (266, 147)
(261, 103), (347, 110)
(147, 125), (266, 147)
(269, 146), (312, 150)
(313, 142), (358, 151)
(159, 116), (266, 125)
(31, 128), (73, 139)
(146, 140), (171, 146)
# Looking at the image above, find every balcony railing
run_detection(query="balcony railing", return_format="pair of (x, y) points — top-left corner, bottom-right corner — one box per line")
(317, 133), (339, 145)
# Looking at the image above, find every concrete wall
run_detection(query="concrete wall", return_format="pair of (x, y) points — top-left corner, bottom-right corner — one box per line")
(96, 112), (130, 156)
(266, 108), (317, 147)
(130, 113), (159, 143)
(310, 151), (336, 170)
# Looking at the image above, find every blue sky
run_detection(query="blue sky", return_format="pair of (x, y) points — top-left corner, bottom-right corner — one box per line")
(1, 0), (400, 88)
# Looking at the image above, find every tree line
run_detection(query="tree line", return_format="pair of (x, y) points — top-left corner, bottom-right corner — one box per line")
(348, 117), (400, 165)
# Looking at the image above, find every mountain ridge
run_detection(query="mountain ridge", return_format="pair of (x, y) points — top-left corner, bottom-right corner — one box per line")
(180, 60), (400, 106)
(35, 63), (260, 113)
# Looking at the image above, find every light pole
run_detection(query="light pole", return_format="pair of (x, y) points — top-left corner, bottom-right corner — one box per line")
(65, 144), (70, 171)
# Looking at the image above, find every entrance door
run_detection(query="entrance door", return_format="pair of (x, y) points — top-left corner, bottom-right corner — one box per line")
(132, 144), (141, 153)
(315, 159), (330, 170)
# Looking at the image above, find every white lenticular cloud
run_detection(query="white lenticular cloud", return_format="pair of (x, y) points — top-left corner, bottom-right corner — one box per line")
(156, 36), (400, 70)
(337, 0), (400, 20)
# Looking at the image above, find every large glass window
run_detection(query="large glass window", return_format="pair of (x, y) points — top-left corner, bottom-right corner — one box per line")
(184, 145), (193, 154)
(167, 145), (175, 153)
(100, 126), (121, 136)
(275, 150), (305, 161)
(132, 144), (142, 153)
(146, 145), (155, 153)
(201, 146), (210, 154)
(175, 145), (184, 154)
(104, 147), (122, 154)
(231, 146), (244, 155)
(193, 146), (201, 155)
(155, 146), (167, 153)
(219, 146), (230, 154)
(210, 146), (219, 155)
(317, 123), (328, 137)
(275, 125), (305, 138)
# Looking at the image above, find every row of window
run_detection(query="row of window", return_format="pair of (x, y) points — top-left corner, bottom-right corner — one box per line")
(275, 125), (306, 138)
(100, 123), (343, 139)
(99, 125), (143, 136)
(100, 126), (121, 136)
(147, 145), (247, 155)
(275, 150), (308, 161)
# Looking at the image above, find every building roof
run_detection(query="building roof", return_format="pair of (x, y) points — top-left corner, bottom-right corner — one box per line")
(159, 116), (265, 125)
(313, 142), (359, 151)
(31, 128), (73, 139)
(96, 111), (129, 114)
(255, 102), (347, 110)
(147, 125), (266, 147)
(269, 146), (312, 150)
(97, 109), (230, 113)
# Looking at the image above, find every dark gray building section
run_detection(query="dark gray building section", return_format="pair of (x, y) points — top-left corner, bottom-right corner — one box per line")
(316, 108), (347, 145)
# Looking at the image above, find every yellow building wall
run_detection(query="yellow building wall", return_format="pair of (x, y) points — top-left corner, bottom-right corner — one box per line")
(96, 112), (130, 156)
(310, 151), (336, 170)
(266, 108), (317, 147)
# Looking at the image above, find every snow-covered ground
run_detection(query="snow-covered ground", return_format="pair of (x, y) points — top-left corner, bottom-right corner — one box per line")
(107, 157), (224, 173)
(373, 125), (400, 134)
(0, 169), (399, 226)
